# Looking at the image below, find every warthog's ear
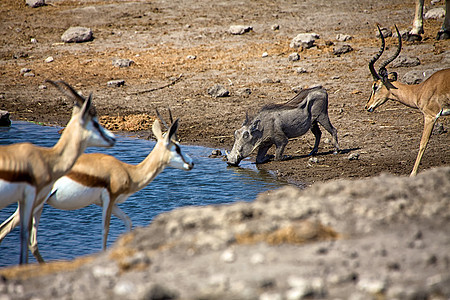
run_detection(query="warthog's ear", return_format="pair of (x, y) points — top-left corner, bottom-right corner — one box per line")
(250, 119), (261, 132)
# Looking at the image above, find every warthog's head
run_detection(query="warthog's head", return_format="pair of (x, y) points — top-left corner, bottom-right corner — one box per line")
(226, 115), (262, 166)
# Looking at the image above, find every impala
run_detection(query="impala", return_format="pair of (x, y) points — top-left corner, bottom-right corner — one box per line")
(0, 80), (116, 264)
(3, 117), (193, 262)
(366, 25), (450, 176)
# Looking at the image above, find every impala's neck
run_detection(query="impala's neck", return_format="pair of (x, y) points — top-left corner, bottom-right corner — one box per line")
(128, 143), (168, 192)
(45, 120), (86, 180)
(388, 81), (420, 109)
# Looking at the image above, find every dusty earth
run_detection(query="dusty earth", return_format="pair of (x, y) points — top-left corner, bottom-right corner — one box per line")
(0, 0), (449, 186)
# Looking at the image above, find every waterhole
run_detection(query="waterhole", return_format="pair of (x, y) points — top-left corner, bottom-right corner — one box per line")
(0, 121), (286, 266)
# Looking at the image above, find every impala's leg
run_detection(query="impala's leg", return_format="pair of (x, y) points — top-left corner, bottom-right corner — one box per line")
(436, 0), (450, 40)
(0, 204), (20, 242)
(411, 116), (436, 176)
(309, 121), (322, 156)
(411, 0), (424, 35)
(112, 204), (132, 232)
(19, 186), (35, 264)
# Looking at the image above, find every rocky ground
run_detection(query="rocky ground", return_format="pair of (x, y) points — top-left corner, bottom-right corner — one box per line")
(1, 167), (449, 299)
(0, 0), (450, 299)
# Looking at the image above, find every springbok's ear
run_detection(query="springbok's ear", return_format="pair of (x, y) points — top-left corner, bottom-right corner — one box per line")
(166, 118), (179, 143)
(152, 119), (163, 141)
(388, 72), (398, 82)
(79, 93), (93, 126)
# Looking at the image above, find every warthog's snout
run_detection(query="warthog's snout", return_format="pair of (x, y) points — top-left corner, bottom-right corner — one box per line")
(225, 151), (242, 166)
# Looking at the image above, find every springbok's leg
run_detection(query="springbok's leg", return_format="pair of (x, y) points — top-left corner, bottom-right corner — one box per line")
(411, 116), (436, 176)
(29, 203), (45, 263)
(112, 204), (132, 232)
(101, 190), (112, 250)
(19, 186), (36, 264)
(0, 204), (20, 242)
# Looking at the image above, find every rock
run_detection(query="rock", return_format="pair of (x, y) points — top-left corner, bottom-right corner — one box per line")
(0, 110), (11, 127)
(112, 58), (134, 68)
(207, 84), (229, 97)
(295, 67), (307, 74)
(357, 277), (386, 294)
(336, 34), (352, 41)
(229, 25), (253, 35)
(23, 72), (35, 77)
(424, 7), (445, 19)
(107, 80), (125, 87)
(286, 277), (326, 299)
(186, 55), (196, 60)
(262, 52), (269, 58)
(290, 33), (319, 49)
(221, 249), (236, 263)
(20, 68), (31, 74)
(402, 69), (435, 84)
(376, 27), (392, 38)
(391, 55), (420, 68)
(333, 44), (353, 55)
(26, 0), (45, 8)
(236, 87), (251, 96)
(348, 153), (360, 160)
(209, 149), (222, 158)
(44, 56), (54, 63)
(61, 27), (93, 43)
(288, 52), (300, 61)
(271, 24), (280, 31)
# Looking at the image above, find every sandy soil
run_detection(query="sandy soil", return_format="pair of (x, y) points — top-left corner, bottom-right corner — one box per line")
(0, 0), (449, 185)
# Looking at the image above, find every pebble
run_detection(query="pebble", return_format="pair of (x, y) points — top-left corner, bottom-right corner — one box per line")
(271, 24), (280, 31)
(20, 68), (31, 74)
(186, 55), (196, 60)
(26, 0), (45, 8)
(333, 44), (353, 55)
(45, 56), (54, 63)
(290, 33), (319, 49)
(262, 52), (269, 58)
(207, 84), (229, 97)
(348, 153), (360, 161)
(357, 277), (386, 294)
(107, 80), (125, 87)
(336, 33), (352, 41)
(288, 52), (300, 61)
(220, 249), (236, 263)
(112, 58), (134, 68)
(295, 67), (307, 74)
(286, 277), (326, 300)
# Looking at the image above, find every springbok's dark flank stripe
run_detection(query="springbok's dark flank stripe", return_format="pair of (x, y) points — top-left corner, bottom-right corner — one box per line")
(66, 171), (109, 188)
(0, 171), (34, 185)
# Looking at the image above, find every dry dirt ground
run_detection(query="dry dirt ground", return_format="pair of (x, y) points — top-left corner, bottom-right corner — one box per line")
(0, 0), (449, 186)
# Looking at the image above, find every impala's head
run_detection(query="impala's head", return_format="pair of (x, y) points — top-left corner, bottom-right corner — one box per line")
(47, 80), (116, 148)
(365, 25), (401, 113)
(152, 119), (194, 171)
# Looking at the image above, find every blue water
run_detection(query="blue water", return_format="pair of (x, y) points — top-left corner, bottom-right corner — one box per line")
(0, 121), (286, 267)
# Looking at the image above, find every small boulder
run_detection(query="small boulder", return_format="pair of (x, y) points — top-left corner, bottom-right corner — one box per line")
(61, 27), (93, 43)
(26, 0), (45, 8)
(0, 110), (11, 127)
(424, 7), (445, 19)
(228, 25), (253, 35)
(336, 34), (352, 41)
(333, 44), (353, 55)
(391, 55), (420, 68)
(290, 33), (319, 49)
(288, 52), (300, 61)
(112, 58), (134, 68)
(107, 80), (125, 87)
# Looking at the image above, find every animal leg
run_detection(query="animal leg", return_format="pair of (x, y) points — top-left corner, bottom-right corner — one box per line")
(274, 136), (289, 161)
(256, 145), (272, 164)
(309, 121), (322, 156)
(0, 204), (20, 242)
(411, 0), (424, 35)
(411, 116), (436, 176)
(19, 186), (36, 264)
(437, 0), (450, 40)
(317, 114), (339, 154)
(101, 190), (112, 250)
(29, 202), (45, 263)
(112, 204), (132, 232)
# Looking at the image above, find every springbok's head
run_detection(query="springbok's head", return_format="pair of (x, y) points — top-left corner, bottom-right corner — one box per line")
(152, 118), (194, 171)
(365, 25), (401, 112)
(47, 80), (116, 148)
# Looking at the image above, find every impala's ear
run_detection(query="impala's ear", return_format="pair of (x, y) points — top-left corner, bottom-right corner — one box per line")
(388, 72), (398, 82)
(152, 119), (163, 140)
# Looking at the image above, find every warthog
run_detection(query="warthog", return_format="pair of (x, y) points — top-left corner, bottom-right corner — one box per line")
(226, 86), (339, 166)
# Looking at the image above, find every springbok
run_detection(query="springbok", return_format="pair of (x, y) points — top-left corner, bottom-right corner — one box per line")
(0, 80), (116, 264)
(366, 25), (450, 176)
(5, 116), (193, 262)
(409, 0), (449, 41)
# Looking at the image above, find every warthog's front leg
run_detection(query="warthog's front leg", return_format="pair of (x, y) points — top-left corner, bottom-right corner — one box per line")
(256, 145), (273, 164)
(274, 136), (291, 161)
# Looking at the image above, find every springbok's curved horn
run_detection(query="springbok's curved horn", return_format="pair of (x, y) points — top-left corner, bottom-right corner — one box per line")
(368, 25), (385, 80)
(378, 25), (402, 74)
